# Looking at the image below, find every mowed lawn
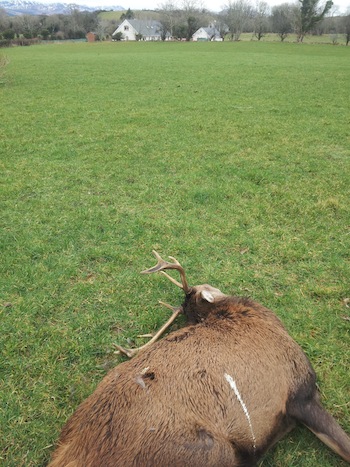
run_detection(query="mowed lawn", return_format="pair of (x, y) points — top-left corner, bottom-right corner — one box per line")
(0, 41), (349, 466)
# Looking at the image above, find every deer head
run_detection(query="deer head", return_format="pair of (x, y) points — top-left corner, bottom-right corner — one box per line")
(142, 250), (226, 306)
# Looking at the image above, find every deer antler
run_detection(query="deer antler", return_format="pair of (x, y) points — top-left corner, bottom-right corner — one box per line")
(114, 252), (189, 358)
(114, 303), (182, 358)
(141, 250), (192, 294)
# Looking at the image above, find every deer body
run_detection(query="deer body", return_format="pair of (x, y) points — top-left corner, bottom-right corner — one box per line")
(49, 254), (350, 466)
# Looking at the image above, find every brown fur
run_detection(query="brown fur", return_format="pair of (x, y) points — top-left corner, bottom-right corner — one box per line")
(49, 288), (350, 466)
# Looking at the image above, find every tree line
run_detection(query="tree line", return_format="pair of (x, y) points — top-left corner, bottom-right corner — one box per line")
(0, 7), (117, 42)
(156, 0), (349, 44)
(0, 0), (349, 45)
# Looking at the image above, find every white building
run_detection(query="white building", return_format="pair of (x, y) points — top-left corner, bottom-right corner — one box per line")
(192, 26), (223, 42)
(112, 19), (172, 41)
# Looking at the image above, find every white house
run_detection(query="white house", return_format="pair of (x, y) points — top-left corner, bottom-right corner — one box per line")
(112, 19), (172, 41)
(192, 26), (223, 42)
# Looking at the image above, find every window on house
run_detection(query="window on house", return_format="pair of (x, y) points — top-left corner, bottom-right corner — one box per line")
(124, 26), (129, 31)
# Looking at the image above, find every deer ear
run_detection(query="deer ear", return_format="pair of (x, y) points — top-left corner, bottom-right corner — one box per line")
(201, 290), (215, 303)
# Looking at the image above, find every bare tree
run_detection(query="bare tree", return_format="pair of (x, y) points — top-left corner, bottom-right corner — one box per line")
(158, 0), (210, 40)
(216, 14), (230, 39)
(17, 14), (41, 38)
(181, 0), (204, 11)
(342, 8), (350, 45)
(253, 1), (270, 40)
(96, 19), (109, 40)
(157, 1), (179, 38)
(271, 3), (294, 41)
(0, 7), (9, 33)
(181, 0), (208, 40)
(223, 0), (253, 41)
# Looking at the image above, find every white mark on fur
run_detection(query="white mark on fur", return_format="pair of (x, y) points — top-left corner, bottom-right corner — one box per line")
(224, 373), (257, 451)
(135, 368), (150, 390)
(135, 376), (146, 389)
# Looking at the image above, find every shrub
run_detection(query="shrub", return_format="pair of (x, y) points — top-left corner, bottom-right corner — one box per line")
(3, 29), (15, 40)
(112, 32), (123, 41)
(0, 40), (11, 48)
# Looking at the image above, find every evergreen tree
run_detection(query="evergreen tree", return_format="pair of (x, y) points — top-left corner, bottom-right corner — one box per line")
(120, 8), (135, 21)
(298, 0), (333, 41)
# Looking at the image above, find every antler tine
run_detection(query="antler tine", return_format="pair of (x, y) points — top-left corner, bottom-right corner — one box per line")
(141, 250), (191, 293)
(114, 303), (182, 358)
(140, 250), (169, 274)
(159, 271), (183, 289)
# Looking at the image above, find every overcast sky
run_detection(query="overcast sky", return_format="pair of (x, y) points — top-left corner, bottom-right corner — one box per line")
(37, 0), (349, 14)
(74, 0), (349, 13)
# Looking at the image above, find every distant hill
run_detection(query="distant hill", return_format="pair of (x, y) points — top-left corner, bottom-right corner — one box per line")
(98, 9), (161, 21)
(0, 0), (125, 16)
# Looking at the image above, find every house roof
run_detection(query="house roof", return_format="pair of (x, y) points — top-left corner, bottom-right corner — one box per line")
(127, 20), (162, 36)
(202, 27), (221, 37)
(113, 19), (170, 38)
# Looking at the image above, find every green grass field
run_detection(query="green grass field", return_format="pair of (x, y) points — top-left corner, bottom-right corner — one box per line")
(1, 41), (349, 466)
(99, 9), (162, 21)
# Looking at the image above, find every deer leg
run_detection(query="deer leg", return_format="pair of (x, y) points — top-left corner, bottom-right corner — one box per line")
(114, 303), (182, 358)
